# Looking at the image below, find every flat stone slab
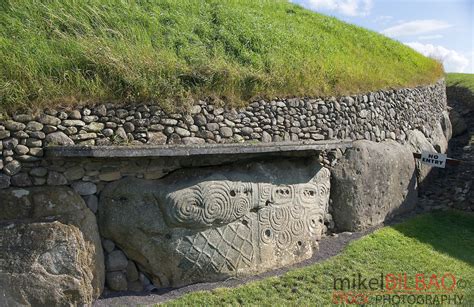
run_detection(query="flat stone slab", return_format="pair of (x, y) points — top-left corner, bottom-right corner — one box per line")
(45, 140), (353, 158)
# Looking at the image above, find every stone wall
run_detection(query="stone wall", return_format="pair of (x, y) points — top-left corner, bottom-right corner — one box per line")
(0, 79), (446, 188)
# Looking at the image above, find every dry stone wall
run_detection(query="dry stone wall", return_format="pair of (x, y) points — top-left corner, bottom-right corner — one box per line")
(0, 79), (446, 189)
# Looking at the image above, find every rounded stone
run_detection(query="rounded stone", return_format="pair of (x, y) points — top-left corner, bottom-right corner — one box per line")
(123, 122), (135, 133)
(11, 173), (32, 187)
(14, 145), (29, 155)
(219, 127), (233, 138)
(45, 132), (74, 146)
(0, 174), (11, 189)
(4, 120), (26, 131)
(106, 250), (128, 272)
(68, 110), (82, 119)
(3, 160), (21, 176)
(106, 272), (128, 291)
(38, 114), (61, 126)
(71, 181), (97, 196)
(26, 121), (44, 131)
(47, 171), (68, 186)
(30, 167), (48, 177)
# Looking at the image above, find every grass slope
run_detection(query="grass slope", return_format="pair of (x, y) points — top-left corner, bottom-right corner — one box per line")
(165, 210), (474, 306)
(447, 73), (474, 92)
(0, 0), (443, 112)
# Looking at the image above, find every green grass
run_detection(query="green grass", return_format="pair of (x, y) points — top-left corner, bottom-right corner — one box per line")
(446, 73), (474, 92)
(165, 210), (474, 306)
(0, 0), (443, 112)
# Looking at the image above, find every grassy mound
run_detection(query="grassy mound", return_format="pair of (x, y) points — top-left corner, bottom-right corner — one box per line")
(447, 73), (474, 92)
(165, 210), (474, 305)
(0, 0), (443, 112)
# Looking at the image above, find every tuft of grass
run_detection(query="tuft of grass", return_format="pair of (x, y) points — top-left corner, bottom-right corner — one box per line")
(0, 0), (443, 112)
(164, 210), (474, 306)
(446, 73), (474, 92)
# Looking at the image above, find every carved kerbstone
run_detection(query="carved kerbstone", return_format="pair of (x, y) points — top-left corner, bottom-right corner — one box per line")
(99, 159), (330, 287)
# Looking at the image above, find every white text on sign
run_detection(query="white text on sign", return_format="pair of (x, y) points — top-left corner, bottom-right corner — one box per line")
(420, 151), (447, 168)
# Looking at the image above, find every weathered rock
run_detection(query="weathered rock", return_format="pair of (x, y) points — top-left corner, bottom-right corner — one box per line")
(11, 173), (32, 187)
(331, 140), (417, 231)
(3, 160), (21, 176)
(30, 167), (48, 177)
(64, 166), (86, 181)
(147, 131), (167, 145)
(406, 129), (437, 186)
(106, 272), (128, 291)
(47, 171), (68, 185)
(449, 107), (467, 136)
(430, 122), (449, 153)
(45, 131), (74, 146)
(0, 187), (104, 305)
(99, 159), (330, 287)
(83, 195), (99, 213)
(182, 137), (205, 145)
(99, 171), (122, 182)
(106, 250), (129, 272)
(26, 121), (44, 131)
(14, 144), (29, 155)
(0, 174), (11, 189)
(440, 110), (452, 142)
(38, 114), (61, 126)
(4, 120), (26, 131)
(72, 181), (97, 195)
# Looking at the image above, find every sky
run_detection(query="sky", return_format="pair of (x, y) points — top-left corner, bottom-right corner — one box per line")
(291, 0), (474, 73)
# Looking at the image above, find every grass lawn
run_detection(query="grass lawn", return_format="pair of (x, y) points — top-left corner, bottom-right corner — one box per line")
(165, 210), (474, 306)
(446, 73), (474, 92)
(0, 0), (442, 112)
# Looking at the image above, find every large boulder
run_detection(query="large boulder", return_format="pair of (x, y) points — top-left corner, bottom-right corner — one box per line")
(0, 187), (104, 306)
(406, 129), (437, 186)
(448, 107), (467, 137)
(99, 159), (330, 287)
(429, 121), (449, 154)
(330, 140), (417, 231)
(440, 111), (453, 142)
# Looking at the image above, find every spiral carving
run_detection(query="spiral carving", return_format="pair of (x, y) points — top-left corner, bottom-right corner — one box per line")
(232, 197), (250, 219)
(269, 207), (290, 231)
(289, 219), (305, 237)
(289, 205), (304, 219)
(173, 188), (204, 224)
(276, 230), (292, 249)
(202, 182), (233, 224)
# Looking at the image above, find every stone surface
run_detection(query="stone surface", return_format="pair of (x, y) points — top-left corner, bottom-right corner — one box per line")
(45, 131), (74, 146)
(106, 272), (128, 291)
(0, 187), (104, 305)
(331, 140), (417, 231)
(99, 159), (330, 287)
(72, 181), (97, 195)
(3, 160), (21, 176)
(148, 132), (167, 145)
(406, 129), (437, 186)
(47, 171), (68, 185)
(0, 174), (11, 189)
(449, 107), (467, 137)
(106, 250), (129, 272)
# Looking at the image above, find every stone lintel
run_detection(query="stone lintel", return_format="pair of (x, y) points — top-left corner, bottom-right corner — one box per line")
(45, 140), (353, 158)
